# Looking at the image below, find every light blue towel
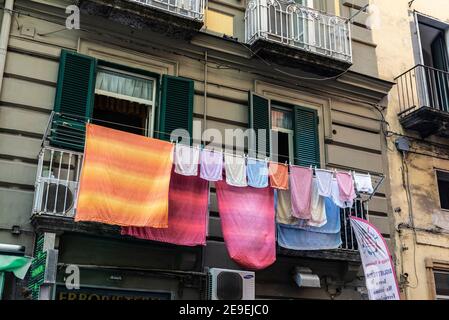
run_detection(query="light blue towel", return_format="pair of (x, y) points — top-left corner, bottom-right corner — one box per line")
(276, 198), (342, 251)
(294, 197), (341, 234)
(277, 224), (342, 251)
(247, 159), (269, 188)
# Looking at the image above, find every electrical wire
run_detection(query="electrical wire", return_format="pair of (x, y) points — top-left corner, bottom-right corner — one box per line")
(400, 151), (419, 289)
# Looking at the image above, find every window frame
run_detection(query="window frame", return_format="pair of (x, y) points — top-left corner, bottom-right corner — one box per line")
(94, 60), (161, 138)
(271, 104), (295, 164)
(426, 258), (449, 300)
(435, 169), (449, 212)
(94, 66), (158, 138)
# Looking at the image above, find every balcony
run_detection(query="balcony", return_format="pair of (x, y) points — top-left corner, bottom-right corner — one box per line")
(396, 65), (449, 138)
(244, 0), (352, 76)
(78, 0), (205, 38)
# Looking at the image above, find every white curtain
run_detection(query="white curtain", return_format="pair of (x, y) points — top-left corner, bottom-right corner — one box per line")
(96, 69), (153, 101)
(271, 109), (293, 130)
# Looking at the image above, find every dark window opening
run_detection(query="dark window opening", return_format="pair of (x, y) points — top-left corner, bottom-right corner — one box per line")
(273, 131), (290, 164)
(434, 270), (449, 300)
(93, 95), (148, 136)
(437, 171), (449, 210)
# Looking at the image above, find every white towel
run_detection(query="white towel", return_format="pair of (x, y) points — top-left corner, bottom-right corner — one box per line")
(174, 144), (200, 176)
(331, 178), (353, 209)
(224, 154), (247, 187)
(308, 178), (327, 227)
(315, 169), (333, 197)
(354, 173), (374, 194)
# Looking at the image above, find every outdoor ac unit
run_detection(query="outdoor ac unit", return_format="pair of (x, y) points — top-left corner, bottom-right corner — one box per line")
(35, 177), (78, 217)
(208, 268), (255, 300)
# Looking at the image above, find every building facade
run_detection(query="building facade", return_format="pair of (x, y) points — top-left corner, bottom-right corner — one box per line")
(0, 0), (394, 300)
(372, 0), (449, 300)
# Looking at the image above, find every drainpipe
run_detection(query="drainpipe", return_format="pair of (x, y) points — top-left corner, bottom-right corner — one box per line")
(0, 0), (14, 95)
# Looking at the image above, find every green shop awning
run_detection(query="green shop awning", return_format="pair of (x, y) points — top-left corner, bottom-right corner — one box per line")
(0, 255), (32, 280)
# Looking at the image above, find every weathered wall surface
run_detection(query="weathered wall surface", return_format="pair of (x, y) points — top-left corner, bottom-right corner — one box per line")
(372, 0), (449, 300)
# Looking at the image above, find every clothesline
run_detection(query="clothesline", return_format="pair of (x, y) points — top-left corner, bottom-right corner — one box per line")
(47, 111), (384, 196)
(49, 111), (324, 166)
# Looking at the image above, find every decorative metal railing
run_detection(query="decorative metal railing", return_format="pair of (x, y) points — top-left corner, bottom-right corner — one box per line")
(128, 0), (205, 21)
(244, 0), (352, 63)
(396, 64), (449, 117)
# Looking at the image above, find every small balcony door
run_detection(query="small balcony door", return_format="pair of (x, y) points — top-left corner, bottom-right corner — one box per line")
(413, 13), (449, 111)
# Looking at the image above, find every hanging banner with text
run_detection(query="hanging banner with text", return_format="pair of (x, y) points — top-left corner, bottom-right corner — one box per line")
(350, 217), (400, 300)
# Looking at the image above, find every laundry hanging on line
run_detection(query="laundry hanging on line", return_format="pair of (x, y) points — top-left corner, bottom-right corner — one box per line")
(200, 148), (223, 182)
(290, 166), (314, 220)
(224, 153), (248, 187)
(268, 162), (289, 190)
(174, 144), (200, 177)
(336, 171), (357, 208)
(122, 169), (209, 246)
(277, 198), (342, 251)
(215, 180), (276, 270)
(308, 178), (327, 228)
(75, 123), (173, 228)
(354, 172), (374, 194)
(247, 158), (269, 188)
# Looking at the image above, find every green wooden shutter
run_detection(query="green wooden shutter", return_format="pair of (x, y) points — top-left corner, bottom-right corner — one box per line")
(293, 106), (320, 167)
(249, 92), (271, 158)
(158, 75), (194, 143)
(49, 50), (96, 150)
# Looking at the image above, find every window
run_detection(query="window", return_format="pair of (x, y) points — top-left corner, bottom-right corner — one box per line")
(434, 270), (449, 300)
(426, 259), (449, 300)
(49, 50), (194, 150)
(414, 14), (449, 111)
(248, 93), (320, 167)
(436, 170), (449, 210)
(93, 67), (157, 136)
(271, 105), (294, 164)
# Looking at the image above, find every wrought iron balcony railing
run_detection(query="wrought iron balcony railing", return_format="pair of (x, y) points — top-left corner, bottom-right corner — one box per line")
(244, 0), (352, 64)
(396, 64), (449, 117)
(128, 0), (205, 21)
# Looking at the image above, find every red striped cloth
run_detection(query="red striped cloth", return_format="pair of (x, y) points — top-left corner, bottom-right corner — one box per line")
(122, 169), (209, 246)
(215, 181), (276, 270)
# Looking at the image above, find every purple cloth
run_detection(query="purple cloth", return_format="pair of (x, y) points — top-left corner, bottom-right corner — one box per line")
(200, 149), (223, 182)
(290, 166), (313, 220)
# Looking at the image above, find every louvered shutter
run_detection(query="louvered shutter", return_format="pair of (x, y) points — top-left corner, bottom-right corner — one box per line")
(293, 106), (320, 167)
(158, 75), (194, 144)
(49, 50), (96, 150)
(249, 92), (271, 158)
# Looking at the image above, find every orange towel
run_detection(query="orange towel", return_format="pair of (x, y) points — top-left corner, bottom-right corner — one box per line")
(75, 124), (174, 228)
(269, 162), (289, 190)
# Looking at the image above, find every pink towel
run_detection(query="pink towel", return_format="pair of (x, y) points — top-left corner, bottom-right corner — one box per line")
(336, 171), (356, 203)
(121, 169), (209, 246)
(290, 166), (313, 220)
(215, 181), (276, 270)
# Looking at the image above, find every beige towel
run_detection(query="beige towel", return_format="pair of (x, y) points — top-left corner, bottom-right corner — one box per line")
(276, 189), (300, 225)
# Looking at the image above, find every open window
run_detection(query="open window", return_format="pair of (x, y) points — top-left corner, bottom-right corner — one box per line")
(271, 105), (294, 164)
(248, 92), (320, 167)
(436, 170), (449, 210)
(413, 13), (449, 111)
(93, 67), (157, 136)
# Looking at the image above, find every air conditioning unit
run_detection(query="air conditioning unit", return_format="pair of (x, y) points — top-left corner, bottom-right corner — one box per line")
(34, 177), (78, 217)
(208, 268), (255, 300)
